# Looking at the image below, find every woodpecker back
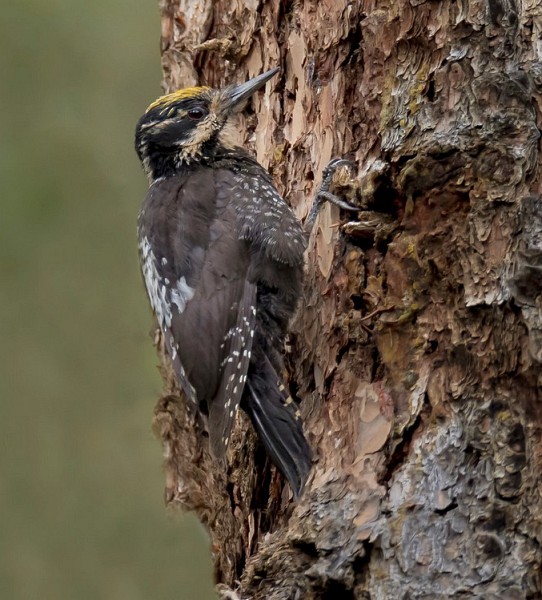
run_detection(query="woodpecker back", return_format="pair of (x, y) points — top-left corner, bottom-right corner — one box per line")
(135, 69), (312, 496)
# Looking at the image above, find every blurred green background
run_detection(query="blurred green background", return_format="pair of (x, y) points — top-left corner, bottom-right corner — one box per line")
(1, 2), (215, 599)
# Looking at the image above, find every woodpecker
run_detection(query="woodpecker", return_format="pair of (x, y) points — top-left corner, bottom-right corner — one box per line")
(135, 68), (314, 496)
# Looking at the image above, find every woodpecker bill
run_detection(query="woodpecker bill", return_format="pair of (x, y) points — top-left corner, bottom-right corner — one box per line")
(135, 68), (312, 496)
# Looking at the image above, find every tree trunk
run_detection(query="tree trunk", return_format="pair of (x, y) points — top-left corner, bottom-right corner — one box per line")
(152, 1), (542, 598)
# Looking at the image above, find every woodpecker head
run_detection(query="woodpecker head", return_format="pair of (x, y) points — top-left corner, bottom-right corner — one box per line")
(135, 67), (279, 180)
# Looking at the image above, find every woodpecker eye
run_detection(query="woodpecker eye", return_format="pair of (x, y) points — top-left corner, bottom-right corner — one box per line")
(187, 107), (206, 121)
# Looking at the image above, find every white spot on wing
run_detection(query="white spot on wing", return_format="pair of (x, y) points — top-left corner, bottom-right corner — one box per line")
(139, 236), (173, 328)
(139, 237), (195, 325)
(170, 276), (195, 314)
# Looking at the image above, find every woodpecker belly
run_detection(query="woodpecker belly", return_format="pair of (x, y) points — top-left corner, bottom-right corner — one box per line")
(137, 152), (312, 495)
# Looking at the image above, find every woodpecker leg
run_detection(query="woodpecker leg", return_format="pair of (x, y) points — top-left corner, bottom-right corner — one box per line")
(305, 158), (359, 230)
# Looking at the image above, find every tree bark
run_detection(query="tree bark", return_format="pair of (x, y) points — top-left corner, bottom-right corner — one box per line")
(152, 1), (542, 598)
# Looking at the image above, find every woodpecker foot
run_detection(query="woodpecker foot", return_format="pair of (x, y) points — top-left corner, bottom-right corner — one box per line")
(305, 158), (359, 230)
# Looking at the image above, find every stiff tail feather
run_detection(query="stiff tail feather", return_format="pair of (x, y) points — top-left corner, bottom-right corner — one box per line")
(244, 363), (312, 497)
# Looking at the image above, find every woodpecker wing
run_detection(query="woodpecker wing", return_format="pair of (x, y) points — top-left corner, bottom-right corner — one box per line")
(206, 277), (256, 455)
(138, 171), (257, 455)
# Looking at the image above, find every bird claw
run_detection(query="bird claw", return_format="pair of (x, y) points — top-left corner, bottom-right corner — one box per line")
(317, 190), (360, 212)
(305, 158), (359, 229)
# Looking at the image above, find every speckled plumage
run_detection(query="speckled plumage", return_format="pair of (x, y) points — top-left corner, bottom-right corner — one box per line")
(135, 70), (312, 495)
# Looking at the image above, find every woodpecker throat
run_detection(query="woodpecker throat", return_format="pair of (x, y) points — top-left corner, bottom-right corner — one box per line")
(135, 68), (313, 496)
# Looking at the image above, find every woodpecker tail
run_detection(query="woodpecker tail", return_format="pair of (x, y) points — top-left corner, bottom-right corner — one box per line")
(243, 355), (312, 497)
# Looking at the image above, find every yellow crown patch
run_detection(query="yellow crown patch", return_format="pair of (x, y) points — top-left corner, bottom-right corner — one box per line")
(146, 86), (211, 113)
